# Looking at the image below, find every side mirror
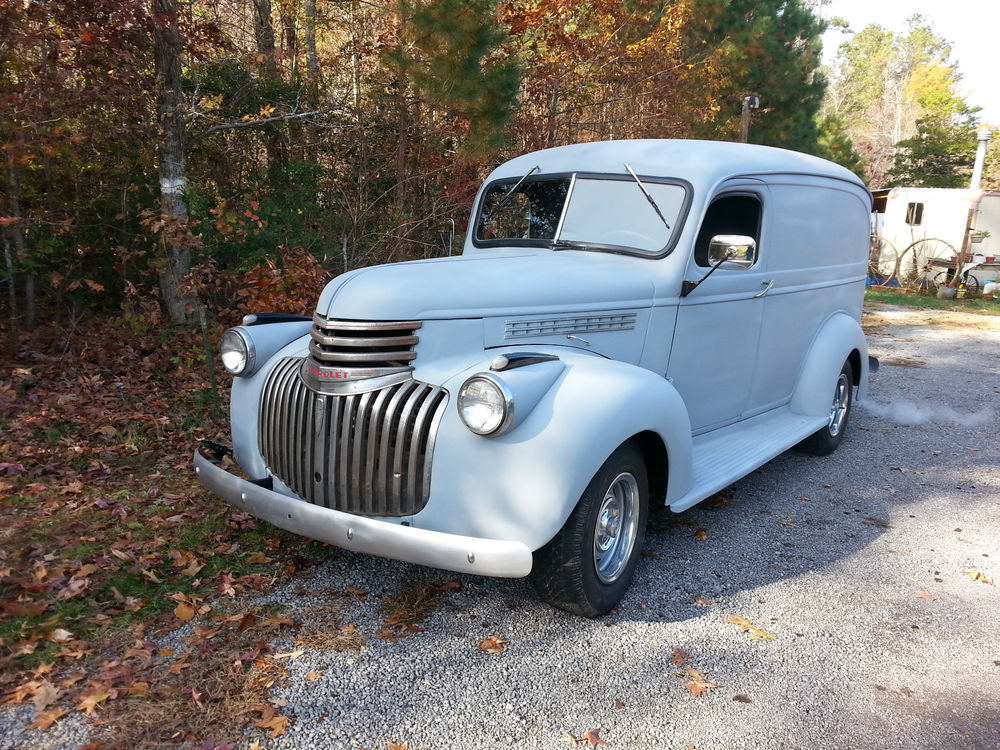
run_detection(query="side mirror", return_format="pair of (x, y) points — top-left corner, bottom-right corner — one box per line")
(708, 234), (757, 269)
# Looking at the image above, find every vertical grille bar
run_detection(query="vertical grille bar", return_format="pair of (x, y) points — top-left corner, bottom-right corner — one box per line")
(363, 388), (390, 515)
(406, 387), (443, 512)
(259, 357), (447, 516)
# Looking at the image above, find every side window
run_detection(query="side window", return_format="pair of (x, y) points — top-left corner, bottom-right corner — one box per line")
(694, 194), (762, 267)
(905, 202), (923, 226)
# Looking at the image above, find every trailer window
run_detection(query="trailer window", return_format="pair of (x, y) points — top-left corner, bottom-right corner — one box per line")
(905, 202), (924, 226)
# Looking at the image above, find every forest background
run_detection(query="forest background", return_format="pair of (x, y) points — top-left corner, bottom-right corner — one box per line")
(2, 0), (998, 333)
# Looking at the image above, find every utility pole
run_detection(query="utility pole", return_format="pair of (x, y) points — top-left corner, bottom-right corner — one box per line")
(740, 95), (760, 143)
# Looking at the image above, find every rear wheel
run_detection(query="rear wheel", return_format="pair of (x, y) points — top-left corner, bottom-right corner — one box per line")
(531, 442), (649, 617)
(797, 358), (854, 456)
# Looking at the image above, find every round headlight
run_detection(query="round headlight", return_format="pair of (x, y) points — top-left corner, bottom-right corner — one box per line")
(457, 375), (513, 436)
(220, 328), (254, 376)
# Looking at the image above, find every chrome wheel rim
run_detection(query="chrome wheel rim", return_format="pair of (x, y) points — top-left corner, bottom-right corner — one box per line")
(828, 373), (850, 437)
(593, 472), (640, 584)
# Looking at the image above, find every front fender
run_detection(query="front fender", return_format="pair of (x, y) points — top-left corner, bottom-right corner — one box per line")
(413, 352), (693, 551)
(790, 312), (869, 418)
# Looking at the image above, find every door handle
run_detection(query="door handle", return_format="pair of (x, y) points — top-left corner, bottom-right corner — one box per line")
(753, 279), (774, 298)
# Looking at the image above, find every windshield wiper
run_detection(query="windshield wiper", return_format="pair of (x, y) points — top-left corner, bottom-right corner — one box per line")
(486, 165), (540, 220)
(624, 163), (670, 230)
(551, 239), (591, 251)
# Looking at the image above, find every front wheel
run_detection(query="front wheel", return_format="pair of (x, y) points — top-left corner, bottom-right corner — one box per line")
(530, 442), (649, 617)
(796, 358), (854, 456)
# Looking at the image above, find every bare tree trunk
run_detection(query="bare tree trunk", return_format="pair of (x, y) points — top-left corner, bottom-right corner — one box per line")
(4, 150), (31, 330)
(394, 8), (408, 214)
(281, 4), (298, 80)
(3, 238), (17, 353)
(304, 0), (319, 78)
(152, 0), (195, 324)
(252, 0), (286, 181)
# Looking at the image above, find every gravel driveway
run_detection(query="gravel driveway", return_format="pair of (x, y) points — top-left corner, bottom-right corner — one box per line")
(6, 305), (1000, 749)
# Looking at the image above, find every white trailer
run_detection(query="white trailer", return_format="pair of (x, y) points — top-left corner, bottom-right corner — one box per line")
(870, 187), (1000, 289)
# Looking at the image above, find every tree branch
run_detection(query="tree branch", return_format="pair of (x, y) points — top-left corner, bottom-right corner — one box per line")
(191, 108), (335, 143)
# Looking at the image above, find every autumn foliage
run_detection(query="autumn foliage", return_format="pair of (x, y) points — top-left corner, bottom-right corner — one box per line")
(0, 0), (842, 336)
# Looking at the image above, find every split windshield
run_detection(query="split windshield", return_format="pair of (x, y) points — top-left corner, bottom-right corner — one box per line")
(474, 173), (687, 255)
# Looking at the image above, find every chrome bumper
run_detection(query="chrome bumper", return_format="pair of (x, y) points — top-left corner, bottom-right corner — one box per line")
(193, 452), (533, 578)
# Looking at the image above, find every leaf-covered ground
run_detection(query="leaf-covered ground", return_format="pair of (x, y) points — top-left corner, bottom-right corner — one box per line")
(0, 318), (336, 747)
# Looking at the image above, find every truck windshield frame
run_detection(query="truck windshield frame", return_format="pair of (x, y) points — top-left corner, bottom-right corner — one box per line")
(473, 171), (692, 258)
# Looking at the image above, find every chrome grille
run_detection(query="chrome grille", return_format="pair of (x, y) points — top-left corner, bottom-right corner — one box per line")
(305, 315), (420, 389)
(259, 357), (448, 517)
(505, 312), (636, 339)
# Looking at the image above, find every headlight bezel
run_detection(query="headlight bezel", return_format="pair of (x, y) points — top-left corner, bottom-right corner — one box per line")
(220, 327), (256, 376)
(457, 373), (515, 436)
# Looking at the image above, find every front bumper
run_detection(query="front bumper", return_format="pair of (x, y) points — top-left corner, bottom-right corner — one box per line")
(194, 452), (533, 578)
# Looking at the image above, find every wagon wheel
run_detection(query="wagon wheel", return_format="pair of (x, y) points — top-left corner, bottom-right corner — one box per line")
(932, 270), (981, 296)
(900, 238), (956, 294)
(868, 235), (900, 287)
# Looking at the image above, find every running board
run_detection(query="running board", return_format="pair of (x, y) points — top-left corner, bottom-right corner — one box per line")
(669, 410), (827, 513)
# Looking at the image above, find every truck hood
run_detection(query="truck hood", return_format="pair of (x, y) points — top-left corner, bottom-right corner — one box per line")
(316, 251), (655, 320)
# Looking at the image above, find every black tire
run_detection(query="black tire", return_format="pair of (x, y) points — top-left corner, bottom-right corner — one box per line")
(530, 442), (649, 617)
(796, 358), (854, 456)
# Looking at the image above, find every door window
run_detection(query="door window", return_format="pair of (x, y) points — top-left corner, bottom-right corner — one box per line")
(694, 195), (762, 267)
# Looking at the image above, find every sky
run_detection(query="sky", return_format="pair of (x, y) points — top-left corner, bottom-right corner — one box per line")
(818, 0), (998, 127)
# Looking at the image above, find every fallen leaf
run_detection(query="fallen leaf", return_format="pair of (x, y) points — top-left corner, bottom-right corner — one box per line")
(961, 571), (993, 584)
(916, 590), (938, 601)
(724, 614), (753, 632)
(747, 625), (777, 641)
(388, 742), (409, 750)
(75, 691), (110, 716)
(273, 649), (305, 660)
(578, 727), (610, 747)
(640, 549), (660, 558)
(670, 648), (691, 667)
(345, 586), (368, 596)
(306, 671), (322, 681)
(692, 596), (712, 606)
(31, 681), (60, 712)
(127, 682), (150, 696)
(48, 628), (74, 643)
(254, 714), (291, 738)
(560, 731), (578, 744)
(684, 669), (721, 697)
(479, 636), (508, 654)
(694, 529), (707, 541)
(27, 708), (69, 731)
(174, 601), (195, 622)
(733, 694), (752, 703)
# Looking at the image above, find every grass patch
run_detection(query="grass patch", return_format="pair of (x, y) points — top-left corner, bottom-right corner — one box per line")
(865, 286), (1000, 314)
